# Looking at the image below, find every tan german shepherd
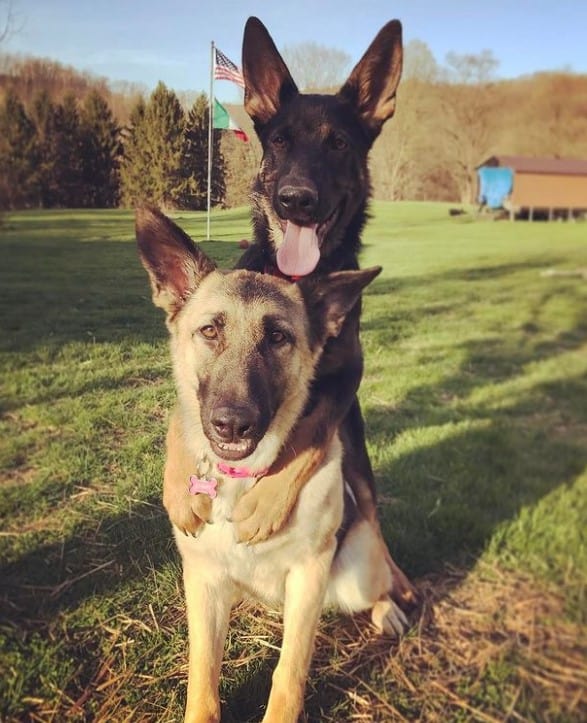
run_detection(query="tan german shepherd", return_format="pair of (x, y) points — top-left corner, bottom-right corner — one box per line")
(136, 207), (408, 723)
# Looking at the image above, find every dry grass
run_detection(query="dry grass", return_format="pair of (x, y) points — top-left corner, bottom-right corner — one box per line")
(306, 564), (586, 722)
(17, 563), (585, 723)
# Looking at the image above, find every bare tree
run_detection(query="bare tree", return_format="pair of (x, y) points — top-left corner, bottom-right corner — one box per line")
(0, 1), (17, 223)
(445, 49), (498, 84)
(281, 43), (351, 91)
(371, 83), (425, 201)
(0, 0), (20, 45)
(371, 40), (457, 202)
(438, 50), (500, 203)
(519, 73), (587, 159)
(403, 39), (439, 82)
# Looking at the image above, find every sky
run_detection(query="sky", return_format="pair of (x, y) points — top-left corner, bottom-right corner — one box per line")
(3, 0), (587, 99)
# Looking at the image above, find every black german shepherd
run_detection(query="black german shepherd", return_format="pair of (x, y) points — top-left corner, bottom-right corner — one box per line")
(240, 17), (401, 279)
(163, 16), (417, 608)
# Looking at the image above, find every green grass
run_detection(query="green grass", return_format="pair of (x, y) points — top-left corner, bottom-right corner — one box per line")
(1, 203), (586, 721)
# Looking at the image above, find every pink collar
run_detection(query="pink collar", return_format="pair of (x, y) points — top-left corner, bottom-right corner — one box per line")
(217, 461), (268, 478)
(188, 459), (268, 499)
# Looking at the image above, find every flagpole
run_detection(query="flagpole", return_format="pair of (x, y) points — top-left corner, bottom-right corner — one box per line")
(206, 41), (215, 241)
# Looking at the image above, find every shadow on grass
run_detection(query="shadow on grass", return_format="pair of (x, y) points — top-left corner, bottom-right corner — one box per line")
(0, 237), (242, 354)
(364, 257), (567, 298)
(360, 257), (577, 349)
(0, 496), (173, 623)
(1, 228), (586, 719)
(1, 239), (565, 356)
(0, 361), (171, 414)
(372, 400), (586, 576)
(366, 317), (587, 577)
(3, 331), (585, 720)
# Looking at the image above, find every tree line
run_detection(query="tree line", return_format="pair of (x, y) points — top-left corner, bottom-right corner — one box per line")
(0, 78), (226, 210)
(201, 44), (587, 207)
(1, 43), (586, 210)
(369, 42), (587, 203)
(0, 88), (119, 208)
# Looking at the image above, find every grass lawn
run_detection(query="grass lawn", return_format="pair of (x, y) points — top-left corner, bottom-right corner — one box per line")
(1, 203), (586, 721)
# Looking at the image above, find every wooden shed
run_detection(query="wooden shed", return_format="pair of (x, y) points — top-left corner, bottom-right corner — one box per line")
(477, 155), (587, 220)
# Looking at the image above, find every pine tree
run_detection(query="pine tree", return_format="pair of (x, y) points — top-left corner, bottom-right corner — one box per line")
(120, 97), (151, 206)
(210, 119), (226, 209)
(178, 94), (208, 209)
(179, 94), (226, 210)
(120, 83), (186, 208)
(32, 92), (84, 207)
(0, 90), (39, 209)
(30, 91), (55, 207)
(144, 82), (185, 207)
(79, 90), (120, 207)
(53, 93), (83, 207)
(120, 84), (227, 210)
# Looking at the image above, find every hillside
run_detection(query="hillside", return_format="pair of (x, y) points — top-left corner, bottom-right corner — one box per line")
(2, 51), (587, 206)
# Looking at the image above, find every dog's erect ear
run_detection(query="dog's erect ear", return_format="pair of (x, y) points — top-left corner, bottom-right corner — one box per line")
(242, 16), (298, 128)
(301, 266), (382, 342)
(338, 20), (403, 140)
(135, 206), (216, 320)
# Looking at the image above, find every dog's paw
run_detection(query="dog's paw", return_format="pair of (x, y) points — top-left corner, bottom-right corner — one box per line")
(231, 485), (291, 544)
(371, 596), (409, 637)
(384, 547), (420, 613)
(166, 494), (212, 536)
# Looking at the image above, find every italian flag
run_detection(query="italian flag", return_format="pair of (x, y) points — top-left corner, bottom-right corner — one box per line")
(213, 99), (248, 142)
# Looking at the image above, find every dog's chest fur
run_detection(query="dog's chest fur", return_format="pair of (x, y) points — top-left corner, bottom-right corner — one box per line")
(175, 437), (344, 605)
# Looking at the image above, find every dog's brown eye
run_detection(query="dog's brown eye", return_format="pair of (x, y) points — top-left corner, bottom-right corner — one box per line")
(199, 325), (218, 340)
(332, 135), (348, 151)
(269, 330), (287, 345)
(272, 134), (286, 148)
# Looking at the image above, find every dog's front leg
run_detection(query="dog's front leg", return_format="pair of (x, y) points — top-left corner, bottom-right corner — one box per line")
(164, 407), (213, 536)
(232, 405), (335, 544)
(263, 545), (335, 723)
(182, 564), (233, 723)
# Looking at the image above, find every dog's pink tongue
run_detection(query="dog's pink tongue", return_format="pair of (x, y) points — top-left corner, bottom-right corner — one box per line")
(276, 222), (320, 277)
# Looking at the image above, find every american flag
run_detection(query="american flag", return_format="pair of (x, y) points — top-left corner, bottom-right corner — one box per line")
(214, 47), (245, 89)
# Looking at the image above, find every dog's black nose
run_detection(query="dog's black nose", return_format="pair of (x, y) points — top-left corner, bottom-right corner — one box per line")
(277, 184), (318, 220)
(211, 405), (256, 442)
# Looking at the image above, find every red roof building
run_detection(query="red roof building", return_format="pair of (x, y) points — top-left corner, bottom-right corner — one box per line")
(478, 155), (587, 219)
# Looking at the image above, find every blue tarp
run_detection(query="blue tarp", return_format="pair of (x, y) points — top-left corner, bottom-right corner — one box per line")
(477, 166), (514, 209)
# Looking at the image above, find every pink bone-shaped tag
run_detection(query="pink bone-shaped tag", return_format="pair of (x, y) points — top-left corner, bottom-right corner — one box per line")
(188, 475), (218, 499)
